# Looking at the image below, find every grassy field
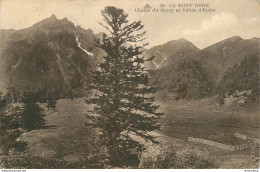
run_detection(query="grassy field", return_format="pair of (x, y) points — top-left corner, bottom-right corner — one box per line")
(21, 98), (98, 162)
(156, 96), (259, 140)
(19, 95), (259, 168)
(154, 94), (259, 168)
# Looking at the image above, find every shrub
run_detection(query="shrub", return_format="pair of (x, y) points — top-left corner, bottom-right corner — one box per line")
(20, 92), (46, 131)
(1, 153), (79, 169)
(139, 145), (218, 169)
(1, 146), (108, 169)
(0, 93), (27, 153)
(175, 147), (219, 169)
(139, 145), (176, 169)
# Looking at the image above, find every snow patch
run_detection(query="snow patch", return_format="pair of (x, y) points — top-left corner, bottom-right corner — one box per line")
(56, 54), (71, 89)
(153, 50), (167, 69)
(76, 37), (93, 57)
(152, 61), (159, 69)
(11, 58), (22, 68)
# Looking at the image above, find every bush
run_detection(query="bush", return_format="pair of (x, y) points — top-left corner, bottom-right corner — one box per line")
(139, 145), (218, 169)
(139, 145), (176, 169)
(20, 92), (46, 131)
(0, 93), (27, 153)
(1, 147), (108, 169)
(1, 153), (80, 169)
(175, 147), (218, 169)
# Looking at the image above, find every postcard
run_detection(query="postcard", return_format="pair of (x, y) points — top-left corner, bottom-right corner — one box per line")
(0, 0), (259, 170)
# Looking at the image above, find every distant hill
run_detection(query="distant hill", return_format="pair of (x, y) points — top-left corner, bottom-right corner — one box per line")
(0, 15), (258, 104)
(0, 15), (99, 95)
(147, 39), (212, 99)
(149, 58), (212, 99)
(217, 55), (259, 103)
(143, 38), (200, 70)
(199, 36), (259, 87)
(147, 36), (259, 102)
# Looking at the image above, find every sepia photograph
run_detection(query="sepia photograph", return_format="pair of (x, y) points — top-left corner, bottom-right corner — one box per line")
(0, 0), (259, 170)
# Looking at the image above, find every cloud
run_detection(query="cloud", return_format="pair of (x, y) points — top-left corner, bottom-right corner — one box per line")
(182, 13), (238, 35)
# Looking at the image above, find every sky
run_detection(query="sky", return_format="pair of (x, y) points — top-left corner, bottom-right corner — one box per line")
(0, 0), (259, 49)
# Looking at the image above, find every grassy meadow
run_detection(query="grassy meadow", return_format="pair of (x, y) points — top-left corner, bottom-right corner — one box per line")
(15, 93), (259, 168)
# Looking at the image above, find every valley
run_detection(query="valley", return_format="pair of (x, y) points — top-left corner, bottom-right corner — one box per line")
(20, 98), (97, 162)
(0, 14), (259, 169)
(19, 96), (259, 168)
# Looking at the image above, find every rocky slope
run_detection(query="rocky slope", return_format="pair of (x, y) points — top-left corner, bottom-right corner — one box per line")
(199, 36), (259, 87)
(217, 55), (259, 107)
(0, 15), (99, 95)
(147, 39), (212, 99)
(0, 15), (258, 104)
(144, 38), (200, 70)
(147, 36), (259, 102)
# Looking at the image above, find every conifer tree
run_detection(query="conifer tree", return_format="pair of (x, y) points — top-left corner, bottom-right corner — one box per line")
(0, 92), (26, 153)
(20, 92), (45, 131)
(86, 6), (162, 167)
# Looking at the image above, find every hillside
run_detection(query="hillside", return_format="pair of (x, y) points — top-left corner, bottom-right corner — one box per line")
(147, 36), (259, 102)
(0, 15), (98, 95)
(199, 36), (259, 87)
(0, 15), (258, 104)
(149, 58), (212, 99)
(143, 38), (200, 70)
(217, 55), (259, 107)
(147, 39), (212, 99)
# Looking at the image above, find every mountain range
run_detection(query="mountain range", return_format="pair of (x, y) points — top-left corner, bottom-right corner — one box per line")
(146, 36), (259, 101)
(0, 15), (104, 96)
(0, 15), (259, 104)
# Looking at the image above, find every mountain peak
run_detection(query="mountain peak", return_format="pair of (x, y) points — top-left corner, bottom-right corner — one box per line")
(178, 38), (188, 42)
(165, 38), (189, 44)
(44, 14), (58, 23)
(167, 38), (194, 45)
(220, 36), (243, 44)
(165, 38), (199, 50)
(62, 17), (69, 22)
(31, 14), (58, 28)
(50, 14), (57, 20)
(228, 36), (243, 41)
(250, 37), (260, 41)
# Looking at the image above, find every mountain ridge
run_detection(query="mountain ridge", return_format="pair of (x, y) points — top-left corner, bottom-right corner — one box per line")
(147, 36), (259, 102)
(0, 15), (258, 104)
(0, 15), (97, 96)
